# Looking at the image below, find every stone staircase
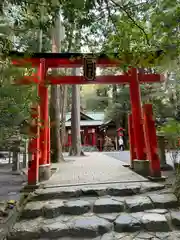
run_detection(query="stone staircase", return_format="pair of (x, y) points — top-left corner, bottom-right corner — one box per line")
(6, 181), (180, 240)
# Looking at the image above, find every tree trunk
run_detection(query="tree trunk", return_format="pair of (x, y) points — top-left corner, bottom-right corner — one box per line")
(122, 110), (128, 149)
(69, 68), (83, 156)
(50, 86), (63, 162)
(60, 85), (68, 149)
(50, 13), (64, 162)
(112, 84), (117, 101)
(121, 85), (128, 148)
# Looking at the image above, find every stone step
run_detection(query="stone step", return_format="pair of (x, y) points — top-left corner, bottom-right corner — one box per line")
(7, 209), (180, 239)
(31, 182), (165, 201)
(21, 193), (178, 219)
(12, 231), (180, 240)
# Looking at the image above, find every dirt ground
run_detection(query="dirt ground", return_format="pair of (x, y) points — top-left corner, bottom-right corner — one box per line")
(0, 163), (26, 201)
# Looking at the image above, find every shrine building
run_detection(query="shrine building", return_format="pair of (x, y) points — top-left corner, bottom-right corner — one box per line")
(64, 111), (119, 151)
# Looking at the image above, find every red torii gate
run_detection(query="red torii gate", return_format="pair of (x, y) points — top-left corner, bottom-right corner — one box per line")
(9, 51), (164, 185)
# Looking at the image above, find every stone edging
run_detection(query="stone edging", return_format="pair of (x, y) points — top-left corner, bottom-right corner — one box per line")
(0, 166), (59, 239)
(2, 166), (59, 239)
(0, 190), (33, 240)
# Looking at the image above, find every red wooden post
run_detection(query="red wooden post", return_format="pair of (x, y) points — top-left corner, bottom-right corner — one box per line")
(129, 68), (146, 160)
(28, 105), (40, 185)
(38, 59), (47, 164)
(68, 130), (72, 146)
(99, 139), (102, 151)
(84, 128), (88, 145)
(143, 104), (161, 177)
(92, 129), (96, 146)
(128, 114), (137, 168)
(38, 58), (50, 180)
(86, 129), (89, 145)
(47, 120), (50, 165)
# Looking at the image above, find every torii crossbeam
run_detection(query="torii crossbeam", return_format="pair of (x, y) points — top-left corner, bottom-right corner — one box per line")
(15, 74), (163, 85)
(9, 51), (164, 185)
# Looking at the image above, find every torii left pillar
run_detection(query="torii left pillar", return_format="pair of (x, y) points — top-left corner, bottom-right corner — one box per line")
(28, 105), (40, 185)
(38, 58), (51, 181)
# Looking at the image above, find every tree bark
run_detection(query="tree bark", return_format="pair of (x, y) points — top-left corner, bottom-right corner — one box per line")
(69, 68), (83, 156)
(60, 85), (68, 148)
(121, 109), (128, 149)
(50, 85), (63, 162)
(50, 13), (64, 162)
(112, 84), (117, 100)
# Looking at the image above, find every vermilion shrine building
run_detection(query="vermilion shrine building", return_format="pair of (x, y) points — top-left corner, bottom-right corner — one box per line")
(65, 111), (104, 150)
(65, 111), (124, 151)
(9, 51), (165, 185)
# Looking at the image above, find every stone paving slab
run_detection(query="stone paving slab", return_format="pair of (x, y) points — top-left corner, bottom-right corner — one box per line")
(15, 231), (180, 240)
(32, 182), (165, 201)
(170, 211), (180, 229)
(21, 193), (178, 219)
(125, 196), (153, 212)
(148, 193), (178, 209)
(93, 198), (124, 213)
(43, 153), (147, 186)
(7, 209), (180, 239)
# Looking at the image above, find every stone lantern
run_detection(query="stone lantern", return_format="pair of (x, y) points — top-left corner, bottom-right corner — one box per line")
(157, 131), (173, 170)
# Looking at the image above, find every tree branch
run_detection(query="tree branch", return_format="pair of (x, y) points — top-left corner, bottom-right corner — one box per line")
(67, 24), (74, 52)
(110, 0), (150, 45)
(104, 0), (119, 35)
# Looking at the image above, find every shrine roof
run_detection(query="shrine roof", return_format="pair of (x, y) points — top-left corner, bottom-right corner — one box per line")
(66, 111), (105, 121)
(65, 120), (103, 127)
(85, 112), (104, 121)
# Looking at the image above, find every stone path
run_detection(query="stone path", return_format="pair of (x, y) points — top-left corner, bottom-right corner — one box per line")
(6, 153), (180, 239)
(104, 151), (175, 168)
(44, 153), (146, 186)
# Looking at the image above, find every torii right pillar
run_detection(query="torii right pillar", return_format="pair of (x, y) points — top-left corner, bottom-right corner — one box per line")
(143, 104), (164, 180)
(129, 68), (162, 178)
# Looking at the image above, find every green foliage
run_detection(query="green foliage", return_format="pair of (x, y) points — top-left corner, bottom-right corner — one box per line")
(159, 119), (180, 153)
(100, 1), (179, 68)
(0, 63), (36, 145)
(0, 15), (12, 55)
(161, 119), (180, 137)
(82, 85), (110, 111)
(104, 85), (130, 122)
(150, 1), (180, 49)
(0, 0), (179, 68)
(85, 97), (108, 111)
(0, 15), (37, 144)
